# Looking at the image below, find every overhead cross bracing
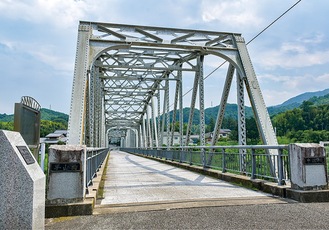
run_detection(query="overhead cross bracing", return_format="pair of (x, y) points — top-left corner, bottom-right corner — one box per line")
(67, 21), (278, 174)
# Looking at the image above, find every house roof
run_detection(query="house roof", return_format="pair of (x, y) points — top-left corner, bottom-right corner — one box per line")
(45, 133), (63, 138)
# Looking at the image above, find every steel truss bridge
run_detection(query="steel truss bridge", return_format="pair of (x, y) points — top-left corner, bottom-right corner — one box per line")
(67, 21), (278, 173)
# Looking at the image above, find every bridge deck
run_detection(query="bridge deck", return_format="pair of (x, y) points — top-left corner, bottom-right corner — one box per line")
(97, 150), (285, 212)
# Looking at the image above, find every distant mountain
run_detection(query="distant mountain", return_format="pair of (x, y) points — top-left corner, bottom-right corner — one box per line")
(280, 88), (329, 107)
(308, 93), (329, 106)
(0, 108), (69, 123)
(171, 89), (329, 123)
(1, 89), (328, 125)
(168, 103), (254, 125)
(40, 108), (68, 124)
(0, 113), (14, 122)
(268, 88), (329, 116)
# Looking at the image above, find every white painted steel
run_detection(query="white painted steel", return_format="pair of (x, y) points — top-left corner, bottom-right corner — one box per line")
(68, 22), (278, 174)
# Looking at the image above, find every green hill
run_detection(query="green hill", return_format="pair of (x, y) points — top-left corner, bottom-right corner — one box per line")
(0, 108), (68, 123)
(0, 113), (14, 122)
(1, 89), (328, 129)
(0, 108), (69, 137)
(278, 88), (329, 107)
(40, 108), (68, 125)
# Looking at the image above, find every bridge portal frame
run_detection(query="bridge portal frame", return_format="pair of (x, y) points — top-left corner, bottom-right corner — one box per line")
(68, 21), (278, 173)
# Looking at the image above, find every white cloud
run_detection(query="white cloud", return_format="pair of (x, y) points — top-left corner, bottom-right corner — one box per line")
(30, 46), (74, 73)
(254, 38), (329, 69)
(297, 33), (325, 44)
(258, 73), (329, 105)
(200, 0), (263, 28)
(0, 0), (89, 29)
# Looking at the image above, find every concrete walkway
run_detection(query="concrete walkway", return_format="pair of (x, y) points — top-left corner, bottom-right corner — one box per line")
(46, 150), (329, 229)
(95, 150), (285, 213)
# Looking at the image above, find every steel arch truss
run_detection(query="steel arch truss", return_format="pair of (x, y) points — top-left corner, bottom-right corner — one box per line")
(68, 21), (278, 173)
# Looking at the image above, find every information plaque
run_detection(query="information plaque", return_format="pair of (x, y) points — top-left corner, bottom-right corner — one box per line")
(304, 157), (325, 165)
(50, 162), (81, 172)
(17, 146), (35, 165)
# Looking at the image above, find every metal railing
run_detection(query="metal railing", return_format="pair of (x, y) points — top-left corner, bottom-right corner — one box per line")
(121, 145), (290, 186)
(86, 147), (109, 187)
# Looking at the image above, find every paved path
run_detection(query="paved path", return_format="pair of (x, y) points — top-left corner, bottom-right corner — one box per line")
(96, 150), (284, 213)
(46, 150), (329, 229)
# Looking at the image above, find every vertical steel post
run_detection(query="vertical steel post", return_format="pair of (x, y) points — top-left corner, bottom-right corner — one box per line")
(277, 148), (284, 185)
(178, 69), (183, 163)
(139, 125), (143, 148)
(171, 78), (180, 146)
(161, 86), (167, 147)
(222, 148), (226, 173)
(142, 114), (147, 148)
(251, 148), (256, 179)
(198, 55), (206, 167)
(68, 23), (91, 145)
(165, 79), (170, 149)
(157, 93), (162, 148)
(146, 105), (152, 148)
(237, 72), (247, 173)
(151, 98), (158, 148)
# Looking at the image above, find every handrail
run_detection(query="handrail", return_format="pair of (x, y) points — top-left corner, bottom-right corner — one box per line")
(121, 145), (290, 186)
(85, 147), (109, 190)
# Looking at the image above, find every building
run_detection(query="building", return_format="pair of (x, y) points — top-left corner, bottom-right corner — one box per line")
(40, 130), (68, 144)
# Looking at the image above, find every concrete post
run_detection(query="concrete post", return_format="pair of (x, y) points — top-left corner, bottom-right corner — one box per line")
(289, 143), (328, 190)
(46, 145), (86, 204)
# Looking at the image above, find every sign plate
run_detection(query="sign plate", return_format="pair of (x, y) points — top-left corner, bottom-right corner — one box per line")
(17, 146), (35, 165)
(304, 157), (325, 165)
(50, 163), (81, 172)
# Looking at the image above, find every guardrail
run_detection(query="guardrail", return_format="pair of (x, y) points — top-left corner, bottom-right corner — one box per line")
(121, 145), (289, 186)
(86, 147), (109, 188)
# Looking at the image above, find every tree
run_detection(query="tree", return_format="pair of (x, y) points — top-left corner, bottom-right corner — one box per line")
(206, 117), (215, 133)
(0, 121), (13, 131)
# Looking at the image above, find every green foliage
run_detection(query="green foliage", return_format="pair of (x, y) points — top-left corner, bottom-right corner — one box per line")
(40, 120), (67, 137)
(40, 108), (68, 126)
(0, 113), (14, 122)
(286, 130), (329, 143)
(0, 121), (14, 131)
(272, 101), (329, 143)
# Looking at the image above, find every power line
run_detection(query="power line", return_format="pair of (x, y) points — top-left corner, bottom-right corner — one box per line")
(180, 0), (302, 101)
(247, 0), (302, 45)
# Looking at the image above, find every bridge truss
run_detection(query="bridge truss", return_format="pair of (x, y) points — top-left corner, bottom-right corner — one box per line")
(68, 21), (278, 169)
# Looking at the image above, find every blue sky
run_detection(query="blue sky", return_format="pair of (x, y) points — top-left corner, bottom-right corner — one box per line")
(0, 0), (328, 114)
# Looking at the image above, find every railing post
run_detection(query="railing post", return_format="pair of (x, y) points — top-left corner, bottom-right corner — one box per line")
(251, 148), (256, 179)
(277, 148), (284, 185)
(222, 148), (226, 173)
(201, 147), (206, 168)
(179, 147), (183, 163)
(189, 149), (192, 165)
